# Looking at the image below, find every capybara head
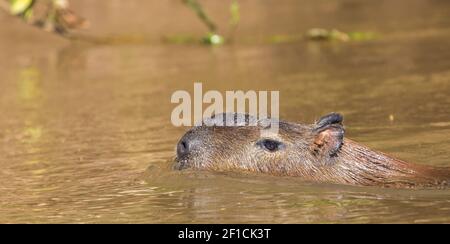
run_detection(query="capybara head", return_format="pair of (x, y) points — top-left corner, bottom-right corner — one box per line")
(174, 113), (449, 187)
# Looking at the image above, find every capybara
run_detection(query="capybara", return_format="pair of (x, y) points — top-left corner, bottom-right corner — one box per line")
(174, 113), (449, 188)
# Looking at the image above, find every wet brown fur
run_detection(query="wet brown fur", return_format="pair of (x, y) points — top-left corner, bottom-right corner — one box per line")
(175, 114), (449, 188)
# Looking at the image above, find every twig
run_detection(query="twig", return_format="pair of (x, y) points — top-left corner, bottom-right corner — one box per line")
(183, 0), (216, 32)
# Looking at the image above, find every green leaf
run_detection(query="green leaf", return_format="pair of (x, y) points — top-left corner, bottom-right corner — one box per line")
(9, 0), (33, 15)
(348, 31), (378, 41)
(202, 32), (224, 45)
(306, 28), (378, 42)
(23, 8), (33, 20)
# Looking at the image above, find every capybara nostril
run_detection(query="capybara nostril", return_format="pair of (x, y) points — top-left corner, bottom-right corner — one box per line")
(177, 135), (202, 158)
(177, 138), (190, 158)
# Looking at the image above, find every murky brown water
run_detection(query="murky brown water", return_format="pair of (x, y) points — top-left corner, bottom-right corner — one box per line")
(0, 0), (449, 223)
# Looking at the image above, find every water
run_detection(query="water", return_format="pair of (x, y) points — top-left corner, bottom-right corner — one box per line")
(0, 0), (449, 223)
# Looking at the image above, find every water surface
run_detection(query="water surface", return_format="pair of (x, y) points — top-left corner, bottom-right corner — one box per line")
(0, 0), (449, 223)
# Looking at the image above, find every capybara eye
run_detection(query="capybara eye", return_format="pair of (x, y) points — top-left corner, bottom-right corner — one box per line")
(257, 139), (284, 152)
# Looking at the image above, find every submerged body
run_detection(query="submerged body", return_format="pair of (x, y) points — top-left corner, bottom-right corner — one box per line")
(174, 113), (449, 188)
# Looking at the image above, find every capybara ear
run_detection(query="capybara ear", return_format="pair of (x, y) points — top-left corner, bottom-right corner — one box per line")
(314, 112), (343, 129)
(310, 113), (345, 158)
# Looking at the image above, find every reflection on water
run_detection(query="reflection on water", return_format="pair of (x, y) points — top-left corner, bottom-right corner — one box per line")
(0, 0), (449, 223)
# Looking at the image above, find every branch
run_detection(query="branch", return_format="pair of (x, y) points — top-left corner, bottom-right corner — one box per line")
(183, 0), (216, 32)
